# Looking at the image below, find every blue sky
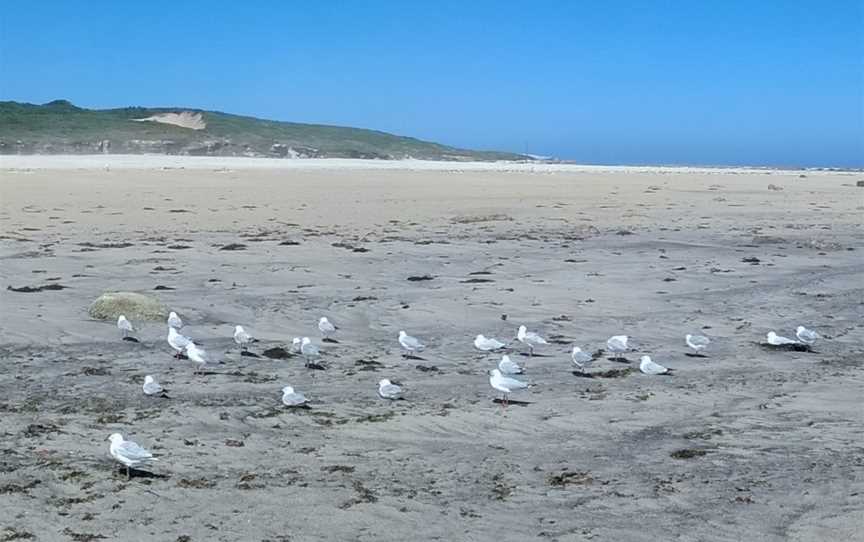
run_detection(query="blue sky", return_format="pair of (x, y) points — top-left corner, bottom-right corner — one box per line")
(1, 1), (861, 166)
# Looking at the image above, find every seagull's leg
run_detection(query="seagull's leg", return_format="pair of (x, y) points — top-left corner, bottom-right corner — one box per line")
(126, 466), (131, 480)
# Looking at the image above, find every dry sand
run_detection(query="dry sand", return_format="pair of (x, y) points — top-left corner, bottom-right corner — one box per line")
(1, 156), (862, 541)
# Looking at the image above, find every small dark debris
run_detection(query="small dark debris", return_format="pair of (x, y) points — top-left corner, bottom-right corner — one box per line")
(742, 257), (761, 264)
(351, 295), (377, 302)
(240, 351), (260, 358)
(460, 278), (494, 283)
(321, 465), (355, 474)
(153, 285), (175, 290)
(167, 245), (192, 250)
(594, 368), (632, 378)
(407, 275), (434, 282)
(670, 449), (708, 459)
(224, 439), (245, 447)
(548, 470), (593, 488)
(278, 240), (301, 246)
(416, 365), (439, 372)
(219, 243), (247, 251)
(7, 284), (68, 292)
(262, 347), (292, 360)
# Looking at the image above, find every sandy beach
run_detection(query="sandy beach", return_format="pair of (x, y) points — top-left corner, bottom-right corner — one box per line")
(1, 156), (862, 541)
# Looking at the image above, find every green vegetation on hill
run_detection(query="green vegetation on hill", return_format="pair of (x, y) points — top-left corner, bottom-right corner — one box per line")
(0, 100), (528, 161)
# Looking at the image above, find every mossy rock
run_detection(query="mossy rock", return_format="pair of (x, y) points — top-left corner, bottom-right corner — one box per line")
(89, 292), (168, 322)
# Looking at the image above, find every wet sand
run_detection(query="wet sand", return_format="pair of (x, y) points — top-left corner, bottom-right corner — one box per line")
(1, 157), (862, 541)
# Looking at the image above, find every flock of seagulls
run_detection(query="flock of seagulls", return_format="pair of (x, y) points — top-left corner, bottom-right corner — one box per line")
(108, 310), (822, 477)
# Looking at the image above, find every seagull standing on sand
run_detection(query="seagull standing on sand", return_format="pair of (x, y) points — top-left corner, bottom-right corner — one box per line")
(185, 342), (208, 373)
(640, 355), (672, 375)
(378, 379), (403, 400)
(142, 375), (164, 396)
(685, 334), (711, 354)
(796, 326), (820, 345)
(498, 354), (523, 375)
(167, 327), (192, 358)
(107, 433), (158, 479)
(300, 337), (319, 367)
(234, 325), (254, 351)
(117, 315), (134, 338)
(606, 335), (630, 360)
(398, 331), (425, 357)
(167, 311), (183, 330)
(489, 368), (528, 405)
(571, 346), (594, 373)
(475, 334), (506, 352)
(281, 385), (308, 407)
(318, 317), (336, 340)
(767, 331), (798, 346)
(516, 325), (548, 356)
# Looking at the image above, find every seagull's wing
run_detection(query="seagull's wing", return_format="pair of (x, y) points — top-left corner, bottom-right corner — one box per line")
(499, 376), (528, 390)
(118, 441), (154, 461)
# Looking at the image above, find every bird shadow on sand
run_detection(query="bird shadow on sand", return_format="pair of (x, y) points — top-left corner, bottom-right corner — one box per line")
(607, 356), (631, 363)
(240, 351), (261, 358)
(323, 338), (340, 344)
(305, 363), (327, 371)
(757, 342), (813, 353)
(685, 353), (707, 358)
(122, 337), (140, 343)
(402, 354), (426, 361)
(492, 399), (532, 407)
(116, 467), (169, 480)
(517, 353), (553, 358)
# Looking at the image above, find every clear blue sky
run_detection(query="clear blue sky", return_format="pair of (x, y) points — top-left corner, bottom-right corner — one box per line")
(1, 1), (862, 167)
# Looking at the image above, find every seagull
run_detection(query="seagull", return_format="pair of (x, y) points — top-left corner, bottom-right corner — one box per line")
(606, 335), (629, 360)
(498, 354), (523, 375)
(300, 337), (319, 367)
(233, 325), (254, 351)
(107, 433), (158, 479)
(571, 346), (594, 373)
(167, 311), (183, 330)
(281, 385), (308, 407)
(640, 355), (672, 375)
(795, 326), (820, 345)
(516, 325), (548, 356)
(167, 327), (192, 358)
(489, 368), (528, 405)
(398, 331), (425, 357)
(117, 315), (134, 338)
(142, 375), (164, 396)
(767, 331), (798, 346)
(185, 342), (208, 373)
(378, 378), (403, 400)
(318, 317), (336, 339)
(685, 334), (711, 355)
(474, 334), (506, 352)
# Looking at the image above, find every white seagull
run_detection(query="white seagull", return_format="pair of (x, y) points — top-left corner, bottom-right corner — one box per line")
(516, 325), (548, 356)
(167, 311), (183, 330)
(117, 315), (134, 338)
(300, 337), (320, 367)
(318, 317), (336, 339)
(606, 335), (630, 359)
(234, 325), (254, 350)
(489, 368), (528, 405)
(571, 346), (594, 373)
(378, 378), (403, 400)
(281, 385), (308, 407)
(142, 375), (164, 396)
(474, 334), (506, 352)
(685, 334), (711, 354)
(107, 433), (158, 479)
(795, 326), (820, 345)
(640, 355), (671, 375)
(185, 342), (209, 372)
(167, 327), (192, 358)
(498, 354), (523, 375)
(767, 331), (798, 346)
(398, 331), (425, 357)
